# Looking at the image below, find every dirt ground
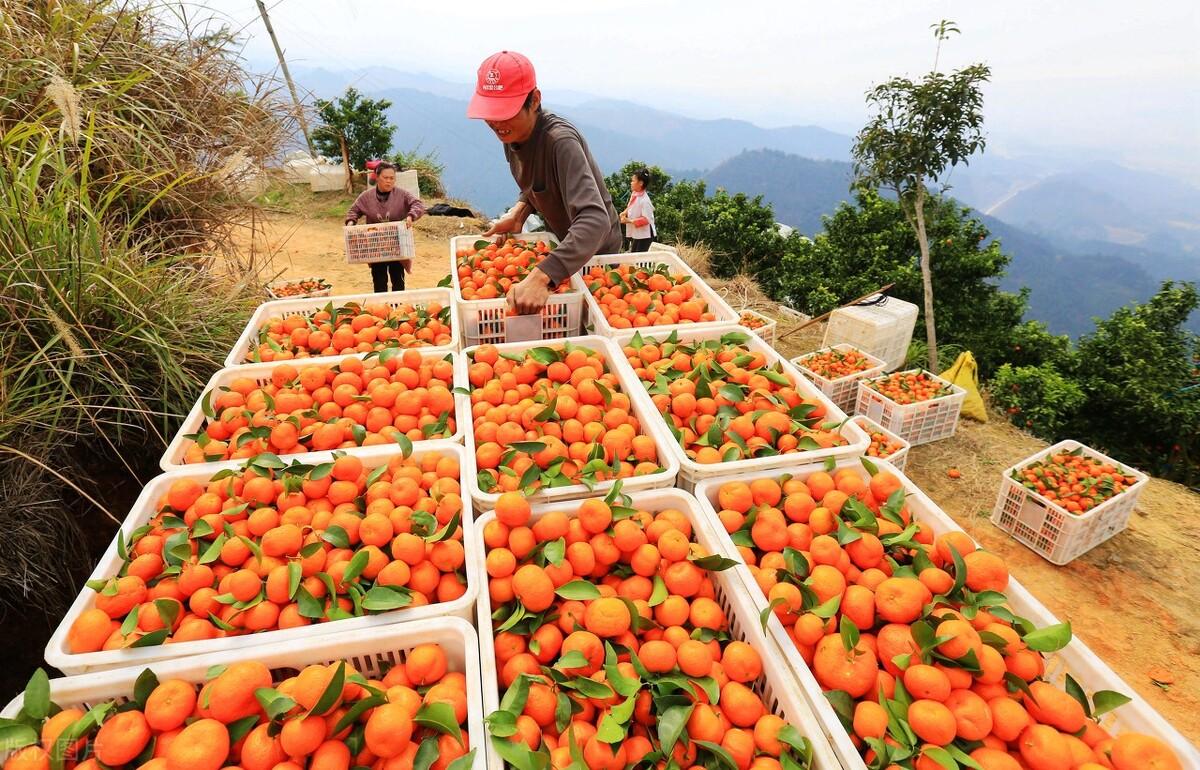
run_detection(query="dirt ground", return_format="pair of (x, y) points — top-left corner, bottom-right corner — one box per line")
(238, 198), (485, 294)
(247, 201), (1199, 742)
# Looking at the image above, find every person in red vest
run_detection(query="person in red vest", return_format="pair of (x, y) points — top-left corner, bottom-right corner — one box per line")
(467, 51), (621, 314)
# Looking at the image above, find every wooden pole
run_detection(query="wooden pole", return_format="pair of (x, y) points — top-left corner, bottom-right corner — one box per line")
(777, 284), (896, 342)
(256, 0), (318, 159)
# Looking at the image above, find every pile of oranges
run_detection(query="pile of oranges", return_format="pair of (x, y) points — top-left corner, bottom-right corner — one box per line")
(711, 468), (1183, 770)
(480, 491), (818, 770)
(465, 342), (663, 495)
(8, 644), (473, 770)
(863, 370), (956, 405)
(1014, 451), (1141, 514)
(581, 262), (718, 329)
(246, 301), (454, 363)
(66, 451), (466, 653)
(738, 311), (770, 331)
(860, 422), (906, 461)
(795, 347), (879, 381)
(182, 353), (457, 465)
(455, 238), (569, 301)
(267, 277), (331, 298)
(618, 331), (846, 464)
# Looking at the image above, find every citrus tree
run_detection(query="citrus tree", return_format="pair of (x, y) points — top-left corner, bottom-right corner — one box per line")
(852, 20), (990, 369)
(313, 87), (395, 192)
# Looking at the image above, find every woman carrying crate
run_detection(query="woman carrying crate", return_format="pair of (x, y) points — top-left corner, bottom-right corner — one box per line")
(620, 167), (656, 252)
(345, 161), (425, 292)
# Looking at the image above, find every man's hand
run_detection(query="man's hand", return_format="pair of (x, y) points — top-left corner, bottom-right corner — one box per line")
(508, 267), (552, 315)
(483, 201), (531, 239)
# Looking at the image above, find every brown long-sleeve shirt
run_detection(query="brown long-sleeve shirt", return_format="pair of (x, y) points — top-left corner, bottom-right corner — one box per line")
(504, 112), (622, 284)
(345, 187), (425, 225)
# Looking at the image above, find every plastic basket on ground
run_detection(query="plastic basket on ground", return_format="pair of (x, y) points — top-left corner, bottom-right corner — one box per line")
(458, 335), (678, 508)
(851, 414), (910, 472)
(791, 344), (888, 413)
(692, 460), (1200, 770)
(226, 287), (458, 367)
(611, 325), (869, 492)
(344, 220), (415, 264)
(469, 488), (842, 770)
(991, 440), (1149, 565)
(8, 618), (486, 770)
(821, 294), (918, 371)
(737, 308), (777, 347)
(46, 442), (481, 675)
(570, 251), (738, 335)
(265, 276), (332, 300)
(162, 349), (467, 473)
(449, 232), (582, 346)
(853, 368), (966, 446)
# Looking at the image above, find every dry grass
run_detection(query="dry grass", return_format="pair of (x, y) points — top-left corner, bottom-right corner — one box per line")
(674, 242), (710, 275)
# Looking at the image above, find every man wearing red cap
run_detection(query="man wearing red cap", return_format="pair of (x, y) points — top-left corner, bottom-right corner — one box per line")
(468, 51), (622, 314)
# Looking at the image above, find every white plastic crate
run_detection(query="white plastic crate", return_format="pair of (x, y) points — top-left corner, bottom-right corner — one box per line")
(226, 287), (458, 367)
(458, 335), (678, 507)
(47, 442), (478, 675)
(737, 308), (777, 347)
(821, 294), (918, 371)
(344, 220), (415, 264)
(265, 276), (332, 300)
(792, 344), (888, 414)
(851, 414), (910, 472)
(10, 619), (485, 770)
(570, 251), (737, 336)
(449, 233), (583, 346)
(470, 489), (842, 770)
(991, 440), (1150, 565)
(693, 460), (1200, 770)
(853, 368), (966, 446)
(612, 325), (869, 491)
(163, 349), (467, 473)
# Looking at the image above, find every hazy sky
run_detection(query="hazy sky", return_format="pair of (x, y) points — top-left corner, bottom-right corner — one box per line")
(199, 0), (1200, 179)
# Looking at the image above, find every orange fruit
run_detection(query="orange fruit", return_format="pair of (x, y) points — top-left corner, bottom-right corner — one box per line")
(93, 710), (152, 766)
(364, 703), (414, 758)
(145, 679), (197, 732)
(164, 718), (229, 770)
(405, 643), (448, 685)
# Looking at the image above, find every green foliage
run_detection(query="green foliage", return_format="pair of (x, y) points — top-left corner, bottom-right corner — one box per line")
(762, 190), (1031, 376)
(991, 282), (1200, 483)
(852, 61), (991, 202)
(313, 87), (395, 170)
(991, 363), (1086, 436)
(391, 146), (446, 198)
(605, 163), (787, 279)
(654, 181), (785, 279)
(851, 19), (990, 370)
(604, 160), (673, 211)
(1067, 282), (1200, 481)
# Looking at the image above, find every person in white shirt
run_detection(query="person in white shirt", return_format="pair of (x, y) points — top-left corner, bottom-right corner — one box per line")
(619, 167), (656, 252)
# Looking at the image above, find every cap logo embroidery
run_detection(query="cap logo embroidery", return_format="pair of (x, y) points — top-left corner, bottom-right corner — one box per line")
(483, 67), (504, 92)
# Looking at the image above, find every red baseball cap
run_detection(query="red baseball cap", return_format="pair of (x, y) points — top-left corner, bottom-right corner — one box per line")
(467, 51), (537, 121)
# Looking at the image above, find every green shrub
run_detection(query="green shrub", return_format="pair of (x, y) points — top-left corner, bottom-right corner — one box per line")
(391, 146), (447, 198)
(1066, 281), (1200, 480)
(990, 363), (1086, 437)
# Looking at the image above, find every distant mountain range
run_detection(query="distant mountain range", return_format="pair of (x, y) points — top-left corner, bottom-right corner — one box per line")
(292, 67), (1200, 337)
(702, 149), (1198, 336)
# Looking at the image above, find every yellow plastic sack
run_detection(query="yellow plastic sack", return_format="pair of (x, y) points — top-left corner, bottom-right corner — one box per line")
(940, 351), (988, 422)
